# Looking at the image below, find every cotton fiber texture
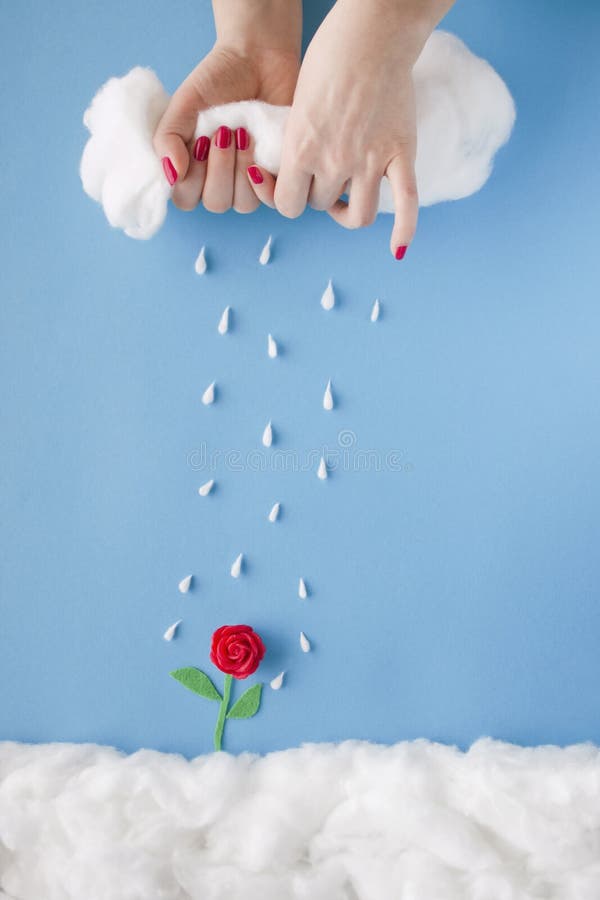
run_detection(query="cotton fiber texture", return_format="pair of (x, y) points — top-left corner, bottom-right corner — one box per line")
(1, 738), (599, 900)
(80, 31), (516, 239)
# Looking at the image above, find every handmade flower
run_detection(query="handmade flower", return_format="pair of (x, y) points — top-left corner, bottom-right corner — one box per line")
(171, 625), (265, 751)
(210, 625), (265, 679)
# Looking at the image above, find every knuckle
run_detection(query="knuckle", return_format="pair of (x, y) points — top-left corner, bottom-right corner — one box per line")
(323, 152), (347, 175)
(397, 178), (418, 202)
(293, 146), (314, 171)
(152, 125), (177, 155)
(346, 208), (375, 229)
(356, 210), (376, 228)
(287, 127), (318, 170)
(152, 134), (166, 157)
(363, 150), (382, 174)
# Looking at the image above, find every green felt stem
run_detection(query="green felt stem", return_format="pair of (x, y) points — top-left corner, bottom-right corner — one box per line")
(214, 674), (232, 752)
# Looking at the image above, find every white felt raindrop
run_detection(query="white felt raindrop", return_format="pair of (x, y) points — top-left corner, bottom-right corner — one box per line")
(270, 671), (285, 690)
(300, 632), (311, 653)
(262, 421), (273, 448)
(259, 235), (272, 265)
(198, 479), (214, 497)
(320, 280), (335, 311)
(230, 553), (243, 579)
(163, 619), (182, 641)
(194, 246), (207, 274)
(217, 306), (230, 335)
(201, 382), (215, 406)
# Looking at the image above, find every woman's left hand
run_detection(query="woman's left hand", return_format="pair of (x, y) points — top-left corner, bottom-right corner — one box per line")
(153, 0), (301, 215)
(247, 0), (453, 259)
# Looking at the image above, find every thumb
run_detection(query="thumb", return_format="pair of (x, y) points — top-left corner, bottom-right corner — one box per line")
(153, 80), (203, 185)
(386, 149), (418, 260)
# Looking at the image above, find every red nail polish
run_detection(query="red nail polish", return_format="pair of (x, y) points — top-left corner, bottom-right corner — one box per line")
(395, 245), (408, 260)
(215, 126), (232, 149)
(247, 165), (263, 185)
(194, 136), (210, 162)
(235, 127), (250, 151)
(162, 157), (177, 186)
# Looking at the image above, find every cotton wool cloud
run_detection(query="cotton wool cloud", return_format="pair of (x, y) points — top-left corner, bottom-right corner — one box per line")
(1, 738), (599, 900)
(80, 30), (515, 239)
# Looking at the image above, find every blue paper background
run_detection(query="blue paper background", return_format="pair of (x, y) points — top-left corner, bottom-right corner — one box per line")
(2, 0), (599, 756)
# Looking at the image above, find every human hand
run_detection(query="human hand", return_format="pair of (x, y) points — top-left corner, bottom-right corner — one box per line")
(246, 0), (454, 258)
(153, 0), (301, 214)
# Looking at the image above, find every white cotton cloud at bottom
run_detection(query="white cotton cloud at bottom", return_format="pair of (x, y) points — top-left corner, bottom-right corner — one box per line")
(1, 738), (599, 900)
(80, 31), (515, 239)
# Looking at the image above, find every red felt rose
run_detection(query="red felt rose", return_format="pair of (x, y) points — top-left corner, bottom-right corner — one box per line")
(210, 625), (266, 679)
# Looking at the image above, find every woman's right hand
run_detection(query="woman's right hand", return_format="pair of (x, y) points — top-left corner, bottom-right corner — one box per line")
(153, 0), (301, 214)
(246, 0), (454, 258)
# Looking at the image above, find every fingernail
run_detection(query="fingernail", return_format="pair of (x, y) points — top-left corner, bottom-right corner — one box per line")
(247, 165), (263, 185)
(215, 125), (232, 149)
(395, 245), (408, 260)
(162, 157), (177, 186)
(194, 136), (210, 162)
(235, 127), (250, 151)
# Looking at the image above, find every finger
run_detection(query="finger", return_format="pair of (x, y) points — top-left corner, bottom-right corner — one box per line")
(273, 159), (312, 219)
(308, 176), (346, 212)
(247, 165), (277, 208)
(201, 126), (236, 213)
(153, 82), (201, 186)
(171, 135), (210, 211)
(233, 128), (260, 214)
(327, 174), (380, 229)
(385, 150), (418, 260)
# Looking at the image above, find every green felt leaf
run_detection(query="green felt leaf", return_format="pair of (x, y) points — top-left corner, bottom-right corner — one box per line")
(227, 683), (262, 719)
(170, 668), (222, 702)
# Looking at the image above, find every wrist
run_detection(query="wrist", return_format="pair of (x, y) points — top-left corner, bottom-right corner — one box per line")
(335, 0), (454, 62)
(399, 0), (456, 36)
(213, 0), (302, 58)
(357, 0), (454, 28)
